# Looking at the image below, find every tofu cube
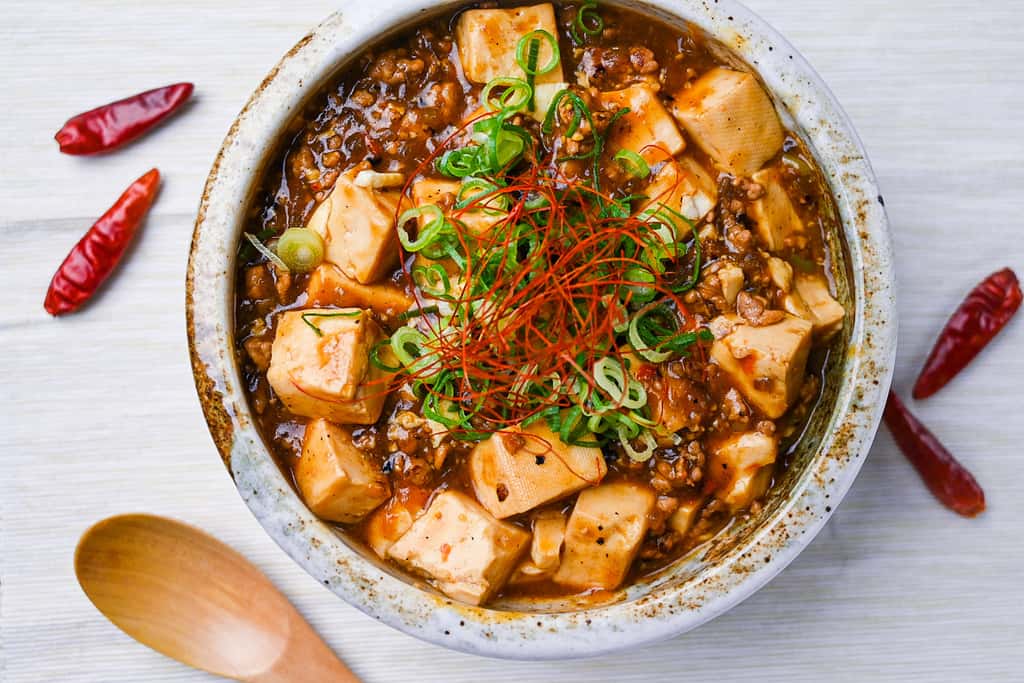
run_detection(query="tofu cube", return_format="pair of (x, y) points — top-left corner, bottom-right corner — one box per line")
(267, 308), (389, 424)
(669, 496), (706, 536)
(641, 156), (718, 223)
(708, 431), (778, 509)
(670, 67), (784, 177)
(295, 419), (390, 523)
(305, 165), (407, 284)
(387, 491), (530, 605)
(554, 482), (656, 591)
(749, 167), (804, 251)
(717, 263), (744, 306)
(306, 264), (413, 319)
(469, 421), (607, 519)
(710, 313), (813, 419)
(766, 256), (794, 292)
(411, 177), (506, 237)
(794, 273), (845, 340)
(455, 4), (564, 85)
(509, 509), (567, 584)
(364, 486), (432, 558)
(601, 86), (686, 165)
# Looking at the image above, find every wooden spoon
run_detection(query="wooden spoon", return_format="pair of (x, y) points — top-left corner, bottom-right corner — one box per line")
(75, 513), (360, 682)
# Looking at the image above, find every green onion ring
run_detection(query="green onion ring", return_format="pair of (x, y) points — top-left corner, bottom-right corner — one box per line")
(613, 149), (651, 178)
(275, 227), (325, 273)
(243, 232), (289, 272)
(481, 77), (533, 113)
(397, 204), (448, 252)
(515, 30), (560, 76)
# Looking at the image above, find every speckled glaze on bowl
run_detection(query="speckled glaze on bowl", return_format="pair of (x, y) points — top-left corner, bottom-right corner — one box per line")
(187, 0), (896, 659)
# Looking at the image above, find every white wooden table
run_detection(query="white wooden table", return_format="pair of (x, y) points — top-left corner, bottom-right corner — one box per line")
(3, 1), (1023, 681)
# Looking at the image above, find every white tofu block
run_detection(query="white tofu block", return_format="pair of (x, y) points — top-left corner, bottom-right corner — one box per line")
(267, 308), (389, 424)
(766, 256), (794, 292)
(387, 491), (531, 605)
(295, 419), (390, 523)
(641, 156), (717, 224)
(750, 167), (804, 251)
(708, 431), (778, 509)
(305, 165), (407, 284)
(455, 4), (564, 86)
(601, 86), (686, 166)
(469, 421), (607, 519)
(794, 273), (845, 340)
(364, 486), (432, 558)
(306, 264), (413, 318)
(668, 497), (706, 536)
(410, 177), (506, 237)
(508, 509), (567, 584)
(710, 313), (813, 419)
(717, 263), (744, 306)
(670, 67), (784, 177)
(554, 482), (656, 591)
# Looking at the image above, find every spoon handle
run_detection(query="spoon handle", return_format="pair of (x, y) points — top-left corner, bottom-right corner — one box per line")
(250, 609), (361, 683)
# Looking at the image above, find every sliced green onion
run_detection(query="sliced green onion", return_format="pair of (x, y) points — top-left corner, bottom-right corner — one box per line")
(623, 265), (657, 305)
(411, 263), (453, 299)
(619, 426), (657, 461)
(456, 177), (510, 215)
(397, 205), (449, 253)
(558, 406), (600, 447)
(300, 310), (361, 337)
(592, 357), (646, 410)
(629, 308), (673, 363)
(437, 147), (482, 178)
(275, 227), (324, 273)
(481, 77), (533, 113)
(614, 149), (650, 178)
(397, 305), (440, 322)
(369, 339), (402, 372)
(515, 30), (560, 76)
(572, 1), (604, 43)
(244, 232), (289, 272)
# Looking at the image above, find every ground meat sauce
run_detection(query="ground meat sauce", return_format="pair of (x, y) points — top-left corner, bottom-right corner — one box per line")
(235, 1), (845, 605)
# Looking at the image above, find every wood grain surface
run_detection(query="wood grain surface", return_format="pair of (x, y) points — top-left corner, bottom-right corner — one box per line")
(2, 1), (1022, 681)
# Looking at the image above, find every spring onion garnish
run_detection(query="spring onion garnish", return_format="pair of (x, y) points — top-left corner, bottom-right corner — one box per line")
(515, 30), (560, 76)
(456, 177), (510, 215)
(369, 339), (402, 372)
(613, 149), (650, 178)
(244, 232), (289, 272)
(300, 310), (361, 337)
(397, 205), (449, 253)
(515, 30), (560, 111)
(571, 1), (604, 43)
(275, 227), (325, 272)
(480, 77), (533, 113)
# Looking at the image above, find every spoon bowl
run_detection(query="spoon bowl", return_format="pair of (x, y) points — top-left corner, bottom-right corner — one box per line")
(75, 514), (358, 682)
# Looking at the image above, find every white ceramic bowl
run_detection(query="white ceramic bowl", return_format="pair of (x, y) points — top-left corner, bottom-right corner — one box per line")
(188, 0), (896, 659)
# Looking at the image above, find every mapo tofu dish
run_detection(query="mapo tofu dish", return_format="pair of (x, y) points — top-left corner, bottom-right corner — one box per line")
(236, 1), (846, 606)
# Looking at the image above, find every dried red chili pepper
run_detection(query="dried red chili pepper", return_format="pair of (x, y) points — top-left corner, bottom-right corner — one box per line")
(884, 390), (985, 517)
(54, 83), (194, 155)
(913, 268), (1021, 399)
(44, 169), (161, 316)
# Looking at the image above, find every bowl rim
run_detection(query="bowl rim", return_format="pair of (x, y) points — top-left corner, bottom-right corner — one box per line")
(187, 0), (896, 660)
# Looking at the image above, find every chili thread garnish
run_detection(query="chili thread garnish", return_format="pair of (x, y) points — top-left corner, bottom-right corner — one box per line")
(383, 94), (710, 456)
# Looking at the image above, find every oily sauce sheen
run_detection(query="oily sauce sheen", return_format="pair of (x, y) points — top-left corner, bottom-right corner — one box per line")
(235, 2), (845, 605)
